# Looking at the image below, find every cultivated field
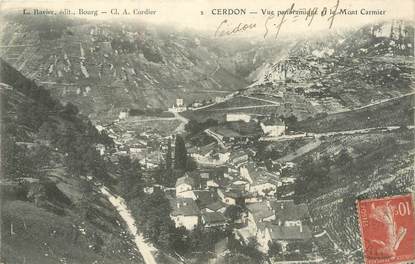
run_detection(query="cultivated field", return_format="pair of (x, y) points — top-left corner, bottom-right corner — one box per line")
(291, 94), (414, 133)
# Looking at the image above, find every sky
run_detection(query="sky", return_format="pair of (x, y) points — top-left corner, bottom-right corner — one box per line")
(0, 0), (414, 39)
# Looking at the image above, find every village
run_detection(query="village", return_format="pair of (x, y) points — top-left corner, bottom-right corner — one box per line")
(84, 83), (415, 264)
(1, 11), (413, 264)
(92, 96), (321, 263)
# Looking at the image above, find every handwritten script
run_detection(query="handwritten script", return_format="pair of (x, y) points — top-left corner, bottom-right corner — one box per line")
(214, 0), (340, 39)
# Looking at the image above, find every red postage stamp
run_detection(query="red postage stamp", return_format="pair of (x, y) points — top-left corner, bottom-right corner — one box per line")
(357, 194), (415, 264)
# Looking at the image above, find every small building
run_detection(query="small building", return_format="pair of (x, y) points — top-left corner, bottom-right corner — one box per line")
(143, 186), (154, 194)
(260, 119), (286, 137)
(176, 98), (184, 107)
(129, 147), (143, 159)
(229, 150), (249, 168)
(201, 212), (228, 228)
(231, 179), (250, 192)
(203, 201), (227, 213)
(197, 167), (228, 189)
(169, 197), (200, 230)
(226, 113), (251, 123)
(245, 202), (276, 234)
(216, 121), (262, 143)
(213, 148), (231, 163)
(257, 223), (312, 253)
(168, 98), (187, 112)
(240, 164), (278, 197)
(217, 187), (250, 206)
(190, 142), (225, 165)
(270, 200), (311, 227)
(119, 110), (129, 120)
(95, 144), (106, 156)
(215, 96), (225, 103)
(175, 173), (199, 199)
(194, 190), (219, 208)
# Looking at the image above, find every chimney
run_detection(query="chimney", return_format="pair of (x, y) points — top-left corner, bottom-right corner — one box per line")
(177, 202), (180, 208)
(300, 223), (303, 233)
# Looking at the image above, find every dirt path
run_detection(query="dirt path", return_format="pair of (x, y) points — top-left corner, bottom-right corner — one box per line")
(277, 139), (321, 162)
(100, 186), (157, 264)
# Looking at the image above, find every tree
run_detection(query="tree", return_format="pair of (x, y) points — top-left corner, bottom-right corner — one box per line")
(188, 227), (229, 254)
(165, 137), (173, 170)
(99, 130), (114, 147)
(60, 102), (79, 121)
(282, 114), (298, 130)
(224, 205), (242, 223)
(129, 189), (175, 249)
(157, 138), (175, 186)
(185, 119), (218, 135)
(286, 241), (312, 253)
(268, 241), (283, 258)
(164, 138), (173, 185)
(174, 135), (187, 171)
(185, 156), (198, 172)
(119, 156), (143, 198)
(294, 156), (332, 202)
(243, 238), (265, 262)
(171, 227), (191, 255)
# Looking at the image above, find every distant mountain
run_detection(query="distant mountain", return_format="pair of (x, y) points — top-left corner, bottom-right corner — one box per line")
(247, 20), (414, 109)
(0, 60), (142, 264)
(335, 20), (414, 57)
(0, 15), (268, 123)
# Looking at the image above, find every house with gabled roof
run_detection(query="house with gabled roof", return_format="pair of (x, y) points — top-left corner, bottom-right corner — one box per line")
(226, 113), (251, 123)
(175, 173), (199, 199)
(229, 150), (249, 168)
(270, 200), (310, 227)
(245, 201), (276, 234)
(169, 197), (200, 230)
(190, 142), (228, 165)
(203, 201), (227, 214)
(194, 190), (219, 208)
(210, 121), (262, 143)
(201, 211), (228, 228)
(256, 222), (312, 253)
(196, 167), (227, 189)
(240, 164), (278, 197)
(260, 118), (286, 137)
(217, 187), (251, 206)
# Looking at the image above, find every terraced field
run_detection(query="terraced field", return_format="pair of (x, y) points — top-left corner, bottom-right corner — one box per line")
(291, 94), (414, 133)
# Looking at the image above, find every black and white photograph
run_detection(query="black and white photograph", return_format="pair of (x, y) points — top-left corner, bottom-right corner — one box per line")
(0, 0), (414, 263)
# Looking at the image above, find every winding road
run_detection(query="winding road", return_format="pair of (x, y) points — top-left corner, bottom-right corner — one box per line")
(240, 95), (281, 105)
(206, 104), (278, 111)
(172, 111), (189, 133)
(204, 128), (226, 149)
(100, 186), (157, 264)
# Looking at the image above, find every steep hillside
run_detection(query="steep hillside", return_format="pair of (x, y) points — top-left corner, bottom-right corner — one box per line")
(298, 130), (414, 263)
(291, 94), (414, 133)
(246, 20), (415, 115)
(0, 60), (143, 264)
(0, 15), (262, 123)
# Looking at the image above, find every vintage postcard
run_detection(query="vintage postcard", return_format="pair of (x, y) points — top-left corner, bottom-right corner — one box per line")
(0, 0), (414, 263)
